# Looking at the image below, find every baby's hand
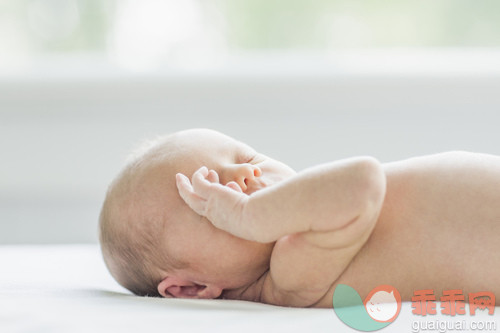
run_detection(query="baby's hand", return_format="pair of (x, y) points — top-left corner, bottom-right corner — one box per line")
(176, 166), (255, 241)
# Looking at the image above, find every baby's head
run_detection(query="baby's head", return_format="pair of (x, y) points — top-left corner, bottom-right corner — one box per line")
(99, 128), (295, 299)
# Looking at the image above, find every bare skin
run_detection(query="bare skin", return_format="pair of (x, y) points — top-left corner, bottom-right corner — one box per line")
(312, 152), (500, 307)
(154, 129), (500, 308)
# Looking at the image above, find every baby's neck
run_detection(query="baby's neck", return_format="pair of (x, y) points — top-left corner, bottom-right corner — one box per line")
(219, 269), (269, 303)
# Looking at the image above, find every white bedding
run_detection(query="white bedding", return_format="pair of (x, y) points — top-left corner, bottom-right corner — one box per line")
(1, 245), (498, 333)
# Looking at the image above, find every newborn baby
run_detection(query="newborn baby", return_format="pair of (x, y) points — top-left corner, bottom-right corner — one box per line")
(99, 128), (500, 308)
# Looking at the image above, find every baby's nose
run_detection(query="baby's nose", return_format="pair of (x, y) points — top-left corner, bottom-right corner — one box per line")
(229, 164), (262, 192)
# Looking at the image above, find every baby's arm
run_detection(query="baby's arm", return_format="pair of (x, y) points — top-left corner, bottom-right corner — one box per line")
(176, 157), (386, 306)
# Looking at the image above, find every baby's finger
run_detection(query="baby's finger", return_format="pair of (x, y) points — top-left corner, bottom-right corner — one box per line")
(207, 169), (219, 183)
(176, 173), (197, 201)
(226, 181), (243, 193)
(192, 166), (213, 198)
(192, 166), (209, 180)
(176, 173), (207, 214)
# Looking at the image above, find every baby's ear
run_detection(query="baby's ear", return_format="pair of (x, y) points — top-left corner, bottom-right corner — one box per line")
(157, 276), (222, 299)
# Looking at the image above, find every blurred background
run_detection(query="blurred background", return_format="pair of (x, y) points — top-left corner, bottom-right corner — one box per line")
(1, 0), (500, 243)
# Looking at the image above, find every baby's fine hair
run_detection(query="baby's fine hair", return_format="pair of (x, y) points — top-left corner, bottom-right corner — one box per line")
(98, 134), (187, 297)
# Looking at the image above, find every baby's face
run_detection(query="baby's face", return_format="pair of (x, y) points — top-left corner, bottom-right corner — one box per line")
(150, 129), (297, 293)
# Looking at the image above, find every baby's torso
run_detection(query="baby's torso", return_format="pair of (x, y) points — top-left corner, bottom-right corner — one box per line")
(312, 151), (500, 307)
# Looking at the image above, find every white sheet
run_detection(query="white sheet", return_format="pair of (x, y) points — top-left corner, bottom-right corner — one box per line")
(1, 245), (498, 333)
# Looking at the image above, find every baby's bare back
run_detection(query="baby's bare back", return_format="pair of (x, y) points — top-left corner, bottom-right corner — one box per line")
(315, 151), (500, 307)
